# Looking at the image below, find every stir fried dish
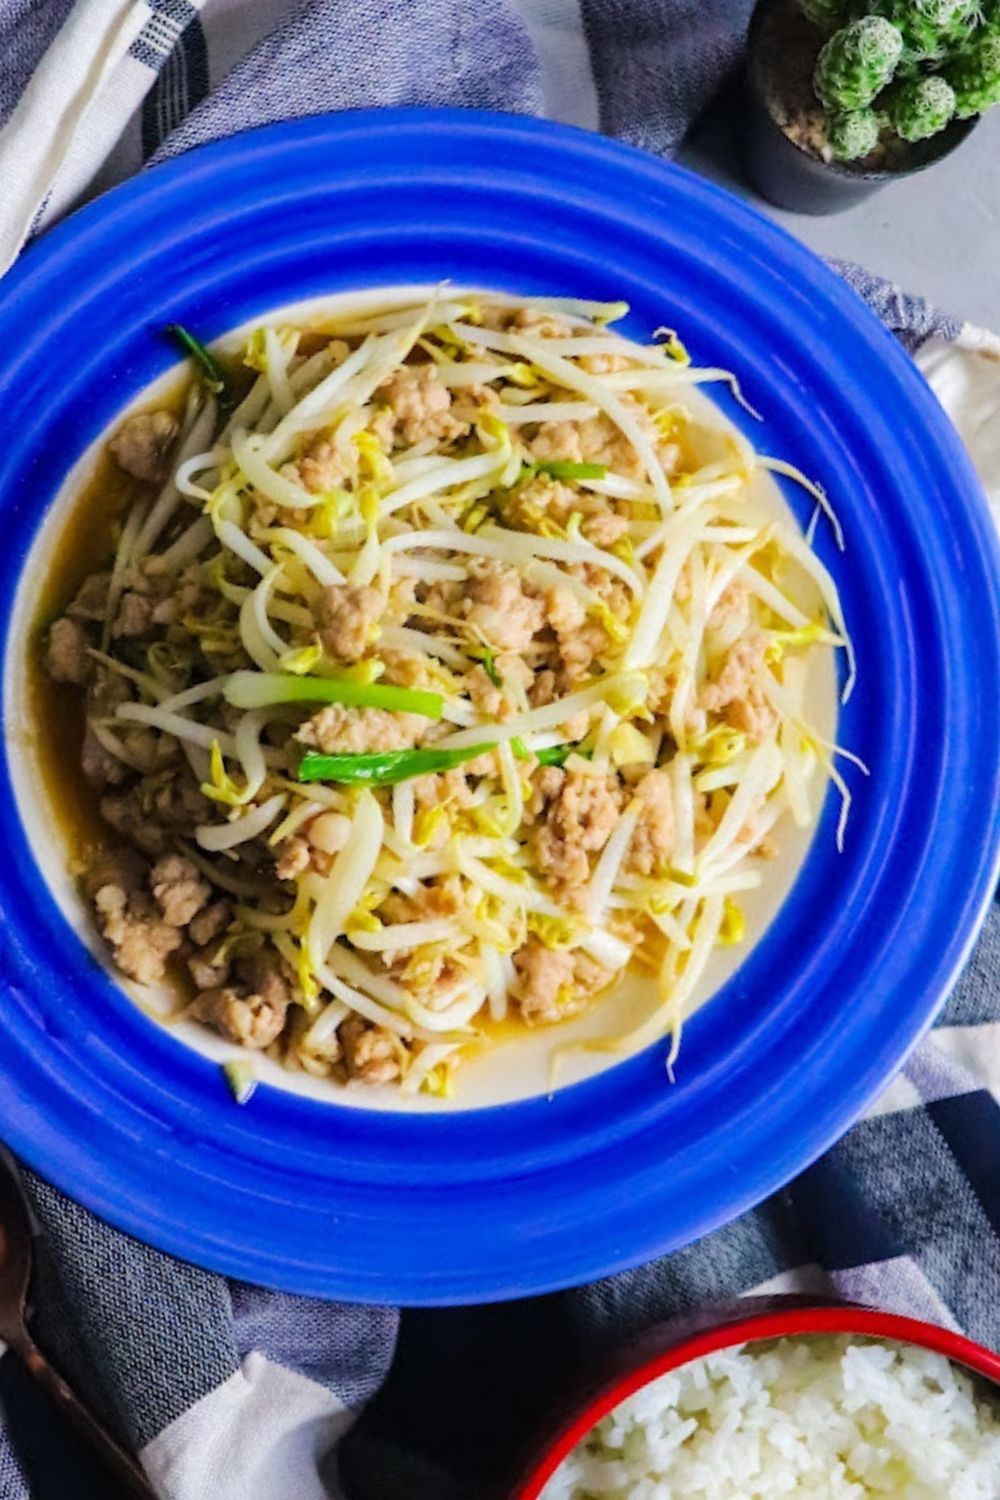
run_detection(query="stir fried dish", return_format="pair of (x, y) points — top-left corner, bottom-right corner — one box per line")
(39, 291), (853, 1097)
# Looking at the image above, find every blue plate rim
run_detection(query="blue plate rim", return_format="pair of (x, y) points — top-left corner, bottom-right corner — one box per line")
(0, 107), (996, 1302)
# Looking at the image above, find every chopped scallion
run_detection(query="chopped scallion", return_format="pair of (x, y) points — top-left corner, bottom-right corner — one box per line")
(509, 738), (578, 768)
(298, 742), (496, 786)
(535, 743), (575, 767)
(481, 648), (502, 689)
(521, 460), (608, 482)
(223, 671), (443, 719)
(223, 1058), (257, 1105)
(165, 323), (234, 408)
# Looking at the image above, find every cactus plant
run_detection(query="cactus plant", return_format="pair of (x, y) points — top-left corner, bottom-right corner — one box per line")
(825, 107), (883, 154)
(814, 18), (905, 107)
(877, 0), (979, 62)
(947, 31), (1000, 114)
(887, 74), (957, 135)
(794, 0), (1000, 160)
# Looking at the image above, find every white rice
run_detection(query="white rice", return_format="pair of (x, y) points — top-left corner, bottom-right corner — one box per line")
(542, 1336), (1000, 1499)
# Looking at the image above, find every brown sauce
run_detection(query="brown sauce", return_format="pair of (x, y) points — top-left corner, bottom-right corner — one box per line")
(25, 393), (186, 863)
(28, 452), (141, 860)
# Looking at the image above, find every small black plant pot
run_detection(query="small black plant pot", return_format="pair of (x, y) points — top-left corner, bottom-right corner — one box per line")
(739, 0), (977, 215)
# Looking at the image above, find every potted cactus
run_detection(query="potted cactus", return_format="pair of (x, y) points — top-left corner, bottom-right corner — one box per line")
(740, 0), (1000, 212)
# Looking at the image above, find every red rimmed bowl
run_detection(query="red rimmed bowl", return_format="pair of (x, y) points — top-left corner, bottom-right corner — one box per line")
(512, 1297), (1000, 1498)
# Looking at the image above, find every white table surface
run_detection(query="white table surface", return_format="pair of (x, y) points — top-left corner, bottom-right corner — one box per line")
(679, 104), (1000, 333)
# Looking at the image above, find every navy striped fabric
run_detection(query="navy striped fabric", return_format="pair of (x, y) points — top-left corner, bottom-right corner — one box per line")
(139, 1), (208, 159)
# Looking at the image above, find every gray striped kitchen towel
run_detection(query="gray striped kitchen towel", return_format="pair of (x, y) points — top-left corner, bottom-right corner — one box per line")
(0, 4), (997, 1498)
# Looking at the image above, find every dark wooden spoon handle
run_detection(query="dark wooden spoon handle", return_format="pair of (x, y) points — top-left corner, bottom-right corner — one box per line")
(15, 1334), (157, 1500)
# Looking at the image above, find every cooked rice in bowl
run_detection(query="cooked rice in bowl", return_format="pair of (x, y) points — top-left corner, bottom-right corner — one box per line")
(542, 1336), (1000, 1498)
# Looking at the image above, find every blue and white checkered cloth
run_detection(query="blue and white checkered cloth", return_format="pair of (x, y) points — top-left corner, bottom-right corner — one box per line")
(0, 4), (998, 1498)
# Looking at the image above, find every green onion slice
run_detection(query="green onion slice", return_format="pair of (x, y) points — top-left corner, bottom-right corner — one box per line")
(510, 737), (578, 768)
(298, 742), (496, 786)
(222, 1058), (257, 1105)
(481, 647), (502, 688)
(166, 323), (233, 408)
(534, 743), (575, 767)
(521, 460), (608, 482)
(223, 671), (443, 718)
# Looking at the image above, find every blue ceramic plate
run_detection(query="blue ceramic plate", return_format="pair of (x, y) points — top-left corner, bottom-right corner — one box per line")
(0, 110), (997, 1303)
